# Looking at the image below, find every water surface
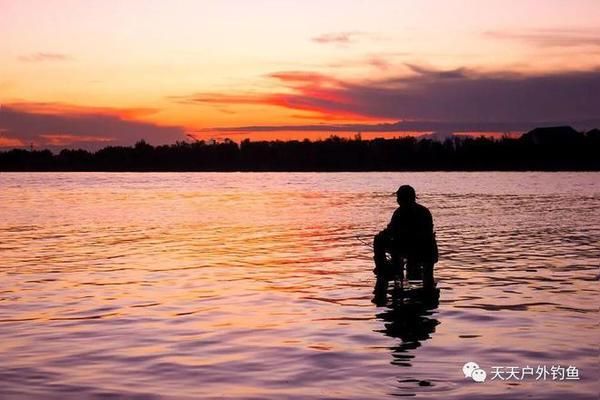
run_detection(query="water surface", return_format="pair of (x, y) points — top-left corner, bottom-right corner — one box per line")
(1, 172), (598, 399)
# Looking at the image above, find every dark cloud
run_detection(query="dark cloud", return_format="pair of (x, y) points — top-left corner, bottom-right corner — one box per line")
(404, 64), (470, 79)
(0, 103), (185, 149)
(18, 52), (72, 62)
(486, 29), (600, 48)
(178, 66), (600, 129)
(337, 68), (600, 122)
(200, 119), (600, 134)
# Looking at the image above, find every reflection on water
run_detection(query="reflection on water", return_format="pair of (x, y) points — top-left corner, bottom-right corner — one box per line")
(376, 287), (440, 358)
(0, 172), (598, 399)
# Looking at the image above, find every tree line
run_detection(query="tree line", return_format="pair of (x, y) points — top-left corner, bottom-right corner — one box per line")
(1, 126), (598, 171)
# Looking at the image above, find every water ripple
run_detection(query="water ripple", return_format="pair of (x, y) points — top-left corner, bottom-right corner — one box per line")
(0, 172), (598, 399)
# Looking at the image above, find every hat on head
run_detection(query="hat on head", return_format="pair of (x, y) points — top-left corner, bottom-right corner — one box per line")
(394, 185), (416, 202)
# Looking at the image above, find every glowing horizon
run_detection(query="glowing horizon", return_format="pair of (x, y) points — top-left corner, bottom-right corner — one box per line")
(1, 0), (599, 148)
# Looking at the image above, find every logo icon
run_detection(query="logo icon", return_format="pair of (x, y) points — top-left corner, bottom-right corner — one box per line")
(463, 361), (486, 383)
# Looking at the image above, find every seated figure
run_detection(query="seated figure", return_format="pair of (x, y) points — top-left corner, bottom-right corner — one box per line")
(373, 185), (438, 295)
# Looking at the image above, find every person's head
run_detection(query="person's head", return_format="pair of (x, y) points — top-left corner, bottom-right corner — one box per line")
(395, 185), (416, 206)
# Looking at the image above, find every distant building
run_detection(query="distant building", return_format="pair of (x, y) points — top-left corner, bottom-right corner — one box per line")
(521, 126), (583, 145)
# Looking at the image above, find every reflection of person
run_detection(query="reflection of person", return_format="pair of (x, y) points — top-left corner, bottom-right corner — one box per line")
(375, 294), (439, 350)
(374, 293), (440, 394)
(373, 185), (438, 293)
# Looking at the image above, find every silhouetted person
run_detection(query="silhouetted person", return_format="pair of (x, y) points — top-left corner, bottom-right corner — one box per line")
(373, 185), (438, 296)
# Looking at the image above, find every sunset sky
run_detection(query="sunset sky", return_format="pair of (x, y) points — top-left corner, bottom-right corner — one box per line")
(1, 0), (599, 148)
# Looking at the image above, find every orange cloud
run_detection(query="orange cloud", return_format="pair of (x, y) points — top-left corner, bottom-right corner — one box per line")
(171, 71), (371, 121)
(0, 133), (25, 147)
(170, 93), (264, 106)
(5, 102), (159, 120)
(39, 133), (114, 146)
(267, 71), (339, 86)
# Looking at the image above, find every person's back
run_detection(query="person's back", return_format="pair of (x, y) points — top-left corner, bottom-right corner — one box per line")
(388, 202), (436, 263)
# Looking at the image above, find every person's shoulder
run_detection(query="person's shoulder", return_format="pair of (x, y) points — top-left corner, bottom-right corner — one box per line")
(415, 202), (432, 216)
(415, 202), (430, 211)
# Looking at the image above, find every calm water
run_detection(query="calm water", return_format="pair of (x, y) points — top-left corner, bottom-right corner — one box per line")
(0, 172), (598, 400)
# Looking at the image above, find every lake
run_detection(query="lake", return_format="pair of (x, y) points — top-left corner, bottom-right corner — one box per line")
(0, 172), (598, 399)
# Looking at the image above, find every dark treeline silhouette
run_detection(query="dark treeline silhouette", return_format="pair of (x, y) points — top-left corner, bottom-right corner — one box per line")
(1, 126), (598, 171)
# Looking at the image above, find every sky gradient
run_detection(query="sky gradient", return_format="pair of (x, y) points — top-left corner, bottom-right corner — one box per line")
(1, 0), (599, 148)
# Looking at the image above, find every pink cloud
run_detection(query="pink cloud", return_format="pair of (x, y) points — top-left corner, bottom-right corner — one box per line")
(18, 52), (72, 62)
(486, 28), (600, 48)
(312, 32), (362, 45)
